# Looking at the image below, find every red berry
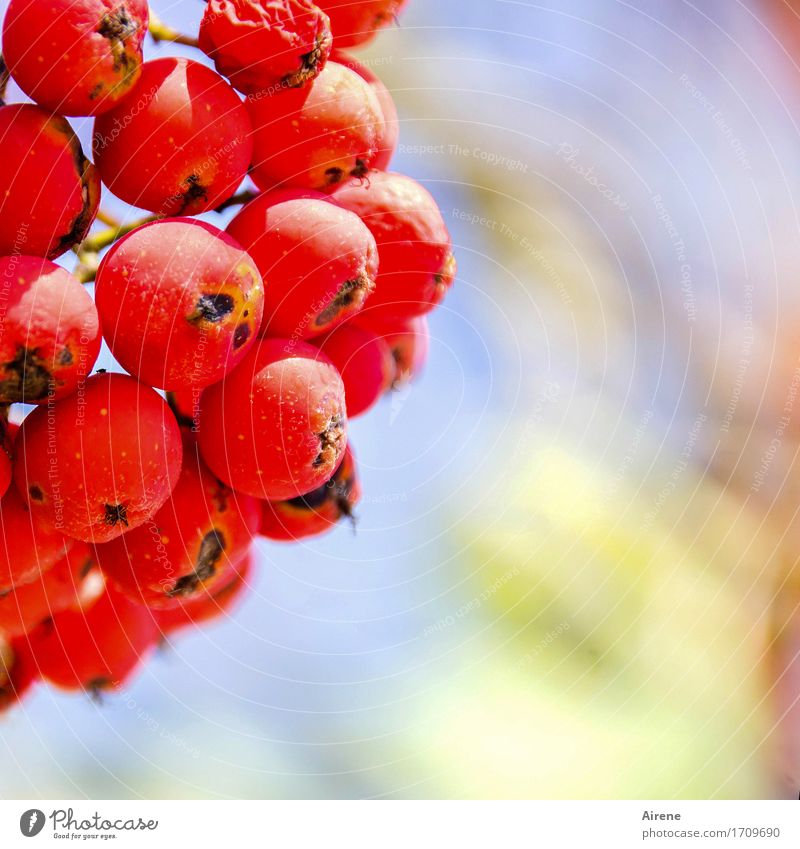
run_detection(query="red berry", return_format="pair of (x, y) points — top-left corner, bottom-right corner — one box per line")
(28, 584), (158, 693)
(2, 0), (148, 116)
(95, 441), (260, 608)
(95, 218), (264, 391)
(312, 322), (392, 416)
(247, 60), (385, 192)
(0, 541), (95, 637)
(0, 418), (14, 499)
(227, 189), (378, 338)
(166, 386), (202, 434)
(317, 0), (405, 48)
(93, 57), (253, 216)
(0, 485), (71, 591)
(357, 312), (429, 387)
(156, 550), (253, 635)
(198, 338), (347, 499)
(334, 171), (455, 317)
(259, 444), (360, 540)
(0, 256), (101, 404)
(15, 372), (183, 543)
(0, 104), (100, 260)
(331, 49), (398, 170)
(199, 0), (332, 95)
(0, 636), (38, 713)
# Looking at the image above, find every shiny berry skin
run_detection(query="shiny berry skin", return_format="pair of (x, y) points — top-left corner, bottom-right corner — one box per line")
(93, 57), (253, 216)
(95, 218), (264, 391)
(356, 311), (428, 387)
(28, 584), (158, 693)
(260, 444), (359, 540)
(156, 551), (252, 635)
(0, 104), (100, 260)
(0, 637), (38, 713)
(316, 0), (405, 48)
(95, 441), (260, 608)
(2, 0), (148, 116)
(334, 171), (455, 317)
(331, 49), (398, 170)
(199, 0), (332, 96)
(227, 189), (378, 338)
(198, 338), (347, 499)
(0, 256), (101, 404)
(15, 373), (183, 543)
(312, 322), (392, 416)
(0, 541), (95, 637)
(248, 60), (385, 192)
(0, 485), (71, 591)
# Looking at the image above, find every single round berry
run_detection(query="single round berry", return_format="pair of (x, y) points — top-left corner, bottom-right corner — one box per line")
(0, 485), (71, 591)
(95, 441), (260, 608)
(156, 550), (253, 635)
(227, 189), (378, 338)
(358, 312), (429, 388)
(93, 57), (253, 216)
(0, 104), (100, 260)
(15, 372), (183, 543)
(0, 637), (37, 713)
(331, 49), (398, 170)
(0, 541), (95, 637)
(2, 0), (148, 116)
(199, 0), (332, 96)
(334, 171), (455, 317)
(247, 60), (385, 192)
(316, 0), (405, 48)
(28, 584), (158, 693)
(95, 218), (264, 391)
(312, 322), (392, 416)
(0, 256), (101, 404)
(260, 444), (360, 541)
(198, 338), (347, 499)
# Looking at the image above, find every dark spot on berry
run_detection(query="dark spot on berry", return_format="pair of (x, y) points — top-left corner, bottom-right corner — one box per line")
(325, 166), (345, 185)
(54, 134), (98, 256)
(167, 529), (226, 597)
(104, 503), (129, 527)
(190, 293), (235, 324)
(313, 414), (344, 468)
(28, 485), (43, 502)
(177, 173), (209, 214)
(97, 7), (138, 77)
(233, 323), (250, 349)
(0, 587), (11, 599)
(286, 483), (329, 511)
(165, 392), (196, 430)
(87, 677), (113, 700)
(314, 272), (374, 329)
(284, 30), (331, 88)
(210, 484), (229, 513)
(351, 158), (370, 180)
(0, 347), (53, 403)
(79, 558), (94, 579)
(88, 82), (104, 100)
(58, 347), (73, 366)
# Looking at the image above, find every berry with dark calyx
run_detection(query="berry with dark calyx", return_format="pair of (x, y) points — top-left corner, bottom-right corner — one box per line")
(93, 57), (253, 216)
(248, 60), (385, 192)
(95, 218), (264, 391)
(199, 0), (332, 96)
(156, 551), (253, 635)
(0, 256), (101, 404)
(2, 0), (148, 116)
(198, 338), (347, 499)
(0, 636), (38, 713)
(28, 584), (158, 694)
(227, 189), (378, 338)
(0, 485), (72, 591)
(95, 441), (260, 608)
(15, 373), (183, 543)
(331, 49), (398, 170)
(356, 312), (428, 387)
(312, 322), (392, 416)
(316, 0), (405, 48)
(334, 171), (455, 317)
(0, 104), (100, 260)
(260, 444), (360, 541)
(0, 541), (95, 637)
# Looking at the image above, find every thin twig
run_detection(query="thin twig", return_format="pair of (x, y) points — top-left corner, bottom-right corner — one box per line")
(95, 208), (121, 228)
(148, 13), (200, 48)
(214, 189), (258, 213)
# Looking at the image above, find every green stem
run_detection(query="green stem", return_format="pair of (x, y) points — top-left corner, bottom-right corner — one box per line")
(148, 14), (200, 48)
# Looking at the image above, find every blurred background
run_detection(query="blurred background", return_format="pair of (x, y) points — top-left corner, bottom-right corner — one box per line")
(5, 0), (800, 799)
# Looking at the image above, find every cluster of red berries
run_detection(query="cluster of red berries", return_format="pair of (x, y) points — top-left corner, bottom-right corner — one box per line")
(0, 0), (453, 709)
